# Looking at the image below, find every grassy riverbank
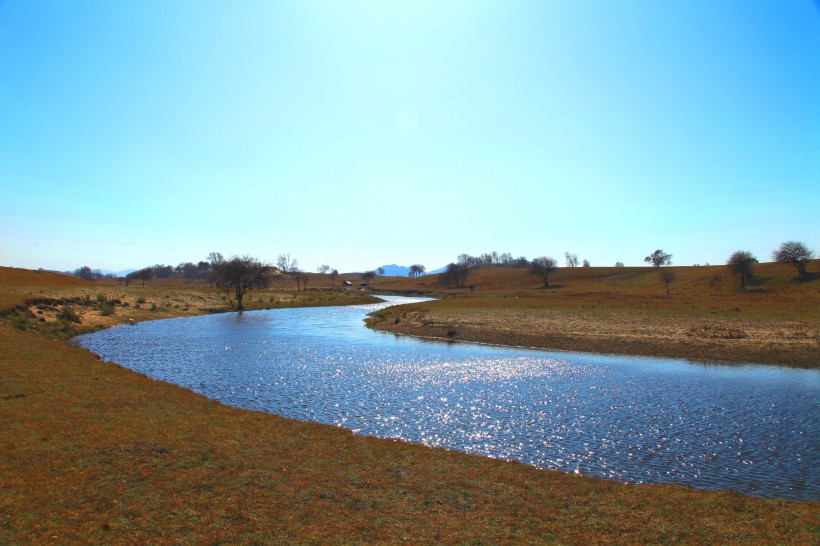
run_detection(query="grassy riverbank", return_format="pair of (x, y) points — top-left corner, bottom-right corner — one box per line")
(1, 267), (818, 543)
(368, 262), (820, 368)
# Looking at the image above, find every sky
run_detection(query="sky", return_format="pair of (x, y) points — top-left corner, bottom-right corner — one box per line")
(1, 0), (819, 274)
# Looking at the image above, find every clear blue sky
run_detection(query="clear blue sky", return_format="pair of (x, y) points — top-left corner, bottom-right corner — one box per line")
(2, 0), (818, 273)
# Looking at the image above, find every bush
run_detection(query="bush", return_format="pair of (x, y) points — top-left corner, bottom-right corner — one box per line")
(96, 293), (107, 303)
(135, 296), (146, 304)
(57, 306), (81, 323)
(99, 302), (115, 316)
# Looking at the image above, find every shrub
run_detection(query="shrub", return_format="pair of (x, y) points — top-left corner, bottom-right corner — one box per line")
(96, 293), (107, 303)
(99, 302), (115, 316)
(57, 306), (81, 323)
(135, 296), (146, 305)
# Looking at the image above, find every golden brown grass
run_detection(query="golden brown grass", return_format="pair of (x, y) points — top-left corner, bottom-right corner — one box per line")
(1, 266), (818, 543)
(368, 262), (820, 368)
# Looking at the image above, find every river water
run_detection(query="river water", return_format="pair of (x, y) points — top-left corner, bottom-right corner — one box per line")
(77, 296), (819, 500)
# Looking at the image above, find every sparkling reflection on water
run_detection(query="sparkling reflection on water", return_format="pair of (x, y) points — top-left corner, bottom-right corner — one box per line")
(77, 296), (819, 499)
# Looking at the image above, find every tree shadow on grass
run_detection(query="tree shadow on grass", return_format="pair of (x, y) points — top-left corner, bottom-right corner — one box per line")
(536, 284), (564, 290)
(795, 272), (820, 283)
(747, 276), (772, 287)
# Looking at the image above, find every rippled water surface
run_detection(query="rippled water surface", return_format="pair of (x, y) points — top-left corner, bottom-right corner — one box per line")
(77, 296), (819, 499)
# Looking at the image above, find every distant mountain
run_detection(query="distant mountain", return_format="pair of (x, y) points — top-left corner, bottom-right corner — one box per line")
(99, 268), (137, 277)
(374, 264), (412, 277)
(374, 264), (447, 277)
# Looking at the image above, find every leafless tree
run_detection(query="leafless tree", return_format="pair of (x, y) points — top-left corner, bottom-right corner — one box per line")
(216, 255), (272, 310)
(439, 263), (470, 288)
(330, 269), (339, 285)
(175, 262), (198, 280)
(129, 268), (153, 287)
(362, 270), (375, 284)
(276, 253), (298, 274)
(291, 268), (303, 292)
(530, 256), (558, 287)
(276, 254), (302, 291)
(644, 249), (672, 268)
(582, 259), (590, 268)
(565, 252), (579, 267)
(409, 264), (426, 278)
(73, 266), (100, 281)
(151, 264), (174, 279)
(727, 250), (757, 289)
(205, 252), (225, 287)
(659, 270), (676, 295)
(614, 262), (625, 267)
(772, 241), (814, 276)
(317, 264), (331, 274)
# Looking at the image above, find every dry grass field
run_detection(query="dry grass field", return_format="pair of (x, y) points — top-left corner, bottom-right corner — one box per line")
(369, 261), (820, 368)
(1, 266), (818, 543)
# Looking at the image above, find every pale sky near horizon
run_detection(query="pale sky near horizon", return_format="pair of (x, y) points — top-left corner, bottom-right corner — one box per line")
(1, 0), (819, 274)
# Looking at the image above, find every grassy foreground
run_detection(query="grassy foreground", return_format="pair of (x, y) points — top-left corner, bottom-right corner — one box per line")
(1, 267), (818, 543)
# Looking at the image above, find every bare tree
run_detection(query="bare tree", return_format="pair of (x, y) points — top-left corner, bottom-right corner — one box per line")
(644, 249), (672, 268)
(291, 268), (303, 292)
(361, 270), (375, 285)
(205, 252), (225, 287)
(276, 253), (298, 274)
(582, 259), (590, 268)
(73, 266), (98, 281)
(207, 252), (224, 266)
(330, 269), (339, 285)
(614, 262), (625, 267)
(300, 273), (310, 291)
(530, 256), (558, 287)
(175, 262), (198, 280)
(151, 264), (174, 279)
(409, 264), (426, 278)
(129, 267), (153, 287)
(727, 250), (757, 289)
(276, 254), (302, 291)
(659, 270), (676, 295)
(216, 255), (272, 310)
(440, 263), (470, 288)
(772, 241), (814, 276)
(564, 252), (579, 267)
(317, 265), (331, 274)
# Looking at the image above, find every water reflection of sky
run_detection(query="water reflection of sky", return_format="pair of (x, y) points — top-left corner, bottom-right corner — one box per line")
(78, 296), (819, 500)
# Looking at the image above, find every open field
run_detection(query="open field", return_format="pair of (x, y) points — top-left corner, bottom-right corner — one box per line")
(368, 262), (820, 368)
(1, 266), (818, 543)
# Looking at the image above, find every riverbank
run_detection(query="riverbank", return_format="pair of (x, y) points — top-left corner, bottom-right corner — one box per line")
(1, 267), (817, 542)
(0, 267), (380, 339)
(367, 263), (820, 368)
(366, 301), (819, 368)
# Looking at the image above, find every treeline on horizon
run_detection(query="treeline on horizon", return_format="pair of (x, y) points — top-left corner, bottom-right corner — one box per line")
(67, 240), (814, 293)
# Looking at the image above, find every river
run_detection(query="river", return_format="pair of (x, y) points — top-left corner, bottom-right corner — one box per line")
(76, 296), (819, 500)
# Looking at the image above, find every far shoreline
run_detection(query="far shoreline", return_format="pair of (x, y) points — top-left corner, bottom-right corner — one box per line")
(366, 302), (819, 370)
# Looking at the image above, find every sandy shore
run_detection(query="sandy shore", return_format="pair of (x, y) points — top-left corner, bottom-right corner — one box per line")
(368, 306), (820, 368)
